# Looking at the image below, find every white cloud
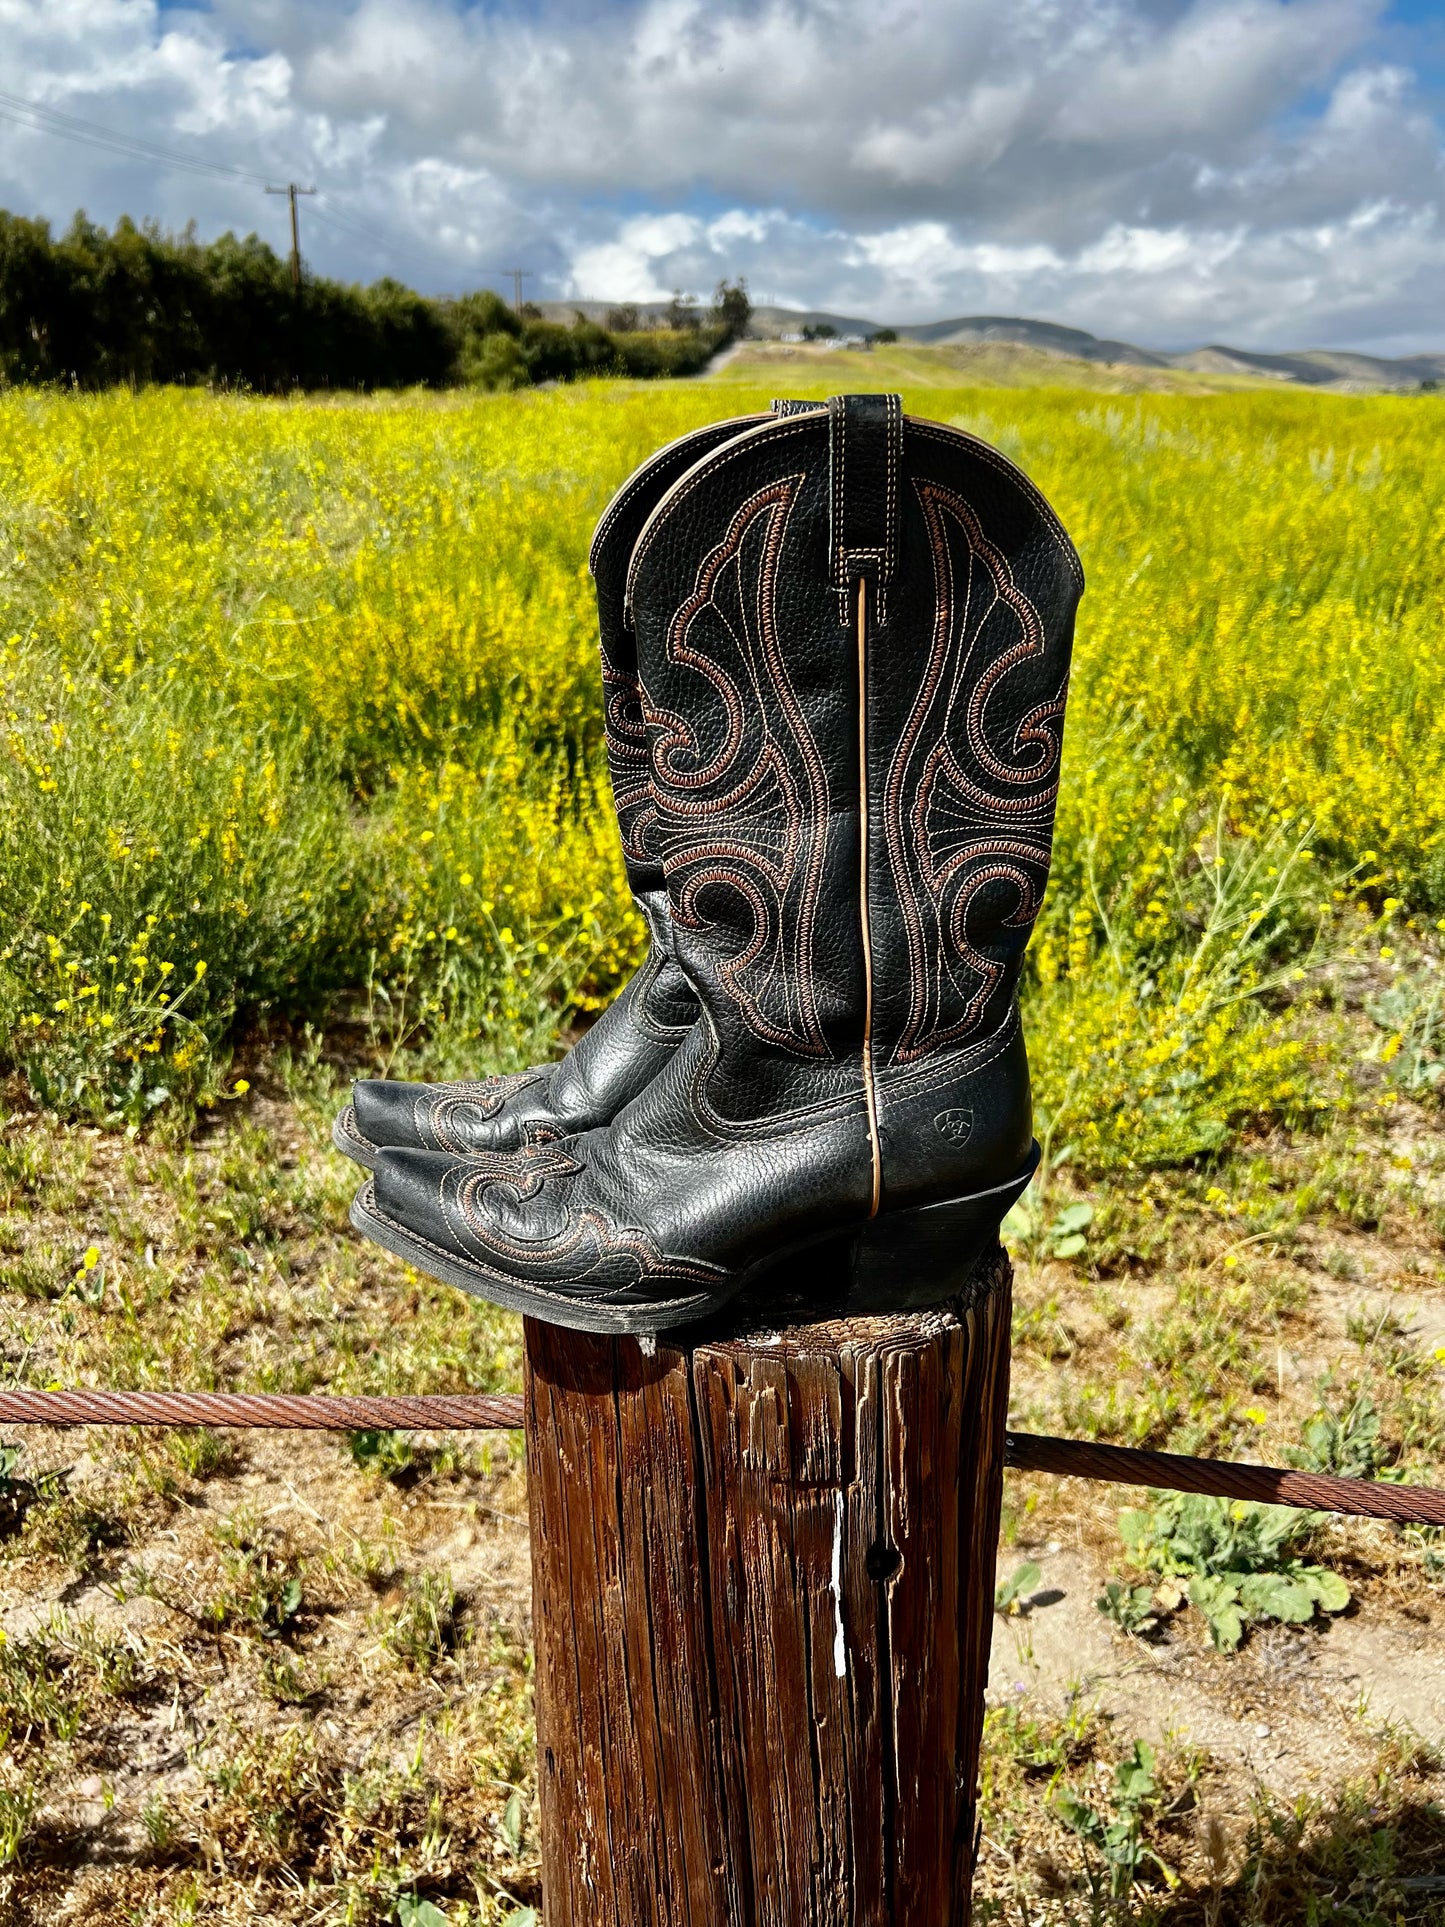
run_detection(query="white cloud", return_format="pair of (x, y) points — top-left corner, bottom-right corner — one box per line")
(852, 80), (1038, 187)
(1076, 227), (1207, 276)
(569, 215), (708, 303)
(0, 0), (1441, 351)
(1051, 0), (1368, 145)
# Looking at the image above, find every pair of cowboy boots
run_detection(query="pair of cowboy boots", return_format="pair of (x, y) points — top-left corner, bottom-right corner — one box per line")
(337, 394), (1083, 1334)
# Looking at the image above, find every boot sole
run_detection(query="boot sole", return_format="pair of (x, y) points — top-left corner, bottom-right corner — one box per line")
(332, 1105), (381, 1172)
(348, 1143), (1040, 1336)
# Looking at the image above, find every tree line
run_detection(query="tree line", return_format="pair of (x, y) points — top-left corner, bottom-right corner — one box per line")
(0, 209), (751, 390)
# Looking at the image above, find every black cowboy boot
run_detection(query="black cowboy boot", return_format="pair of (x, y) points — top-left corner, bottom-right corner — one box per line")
(333, 407), (774, 1170)
(351, 395), (1083, 1331)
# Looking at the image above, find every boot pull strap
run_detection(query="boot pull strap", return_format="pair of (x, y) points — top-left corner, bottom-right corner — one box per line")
(770, 398), (823, 416)
(828, 392), (902, 622)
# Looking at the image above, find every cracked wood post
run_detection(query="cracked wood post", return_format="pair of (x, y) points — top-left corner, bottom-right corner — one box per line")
(523, 1243), (1012, 1927)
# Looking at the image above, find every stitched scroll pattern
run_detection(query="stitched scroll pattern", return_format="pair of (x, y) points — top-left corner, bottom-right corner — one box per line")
(643, 477), (832, 1059)
(419, 1070), (556, 1151)
(599, 644), (655, 866)
(885, 480), (1068, 1066)
(444, 1141), (725, 1289)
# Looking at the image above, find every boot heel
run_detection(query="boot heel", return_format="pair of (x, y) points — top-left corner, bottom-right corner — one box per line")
(840, 1145), (1040, 1316)
(737, 1145), (1041, 1325)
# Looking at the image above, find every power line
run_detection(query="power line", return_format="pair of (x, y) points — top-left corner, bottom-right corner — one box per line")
(312, 200), (532, 302)
(309, 196), (446, 282)
(0, 85), (518, 296)
(0, 86), (273, 187)
(0, 88), (338, 285)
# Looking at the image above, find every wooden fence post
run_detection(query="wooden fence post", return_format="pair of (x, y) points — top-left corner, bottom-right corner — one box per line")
(523, 1244), (1012, 1927)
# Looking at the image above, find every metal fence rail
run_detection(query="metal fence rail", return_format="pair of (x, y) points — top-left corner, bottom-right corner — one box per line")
(0, 1389), (525, 1430)
(1006, 1430), (1445, 1526)
(0, 1389), (1441, 1525)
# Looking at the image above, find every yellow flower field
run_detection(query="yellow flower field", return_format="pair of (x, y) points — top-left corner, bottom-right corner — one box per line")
(0, 381), (1441, 1159)
(0, 375), (1443, 1924)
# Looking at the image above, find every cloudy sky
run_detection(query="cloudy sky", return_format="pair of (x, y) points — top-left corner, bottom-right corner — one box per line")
(3, 0), (1444, 351)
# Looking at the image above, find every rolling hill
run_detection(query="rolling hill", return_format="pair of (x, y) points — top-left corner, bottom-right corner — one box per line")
(535, 300), (1444, 393)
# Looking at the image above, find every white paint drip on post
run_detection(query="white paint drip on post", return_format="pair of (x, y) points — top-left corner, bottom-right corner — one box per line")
(831, 1488), (847, 1678)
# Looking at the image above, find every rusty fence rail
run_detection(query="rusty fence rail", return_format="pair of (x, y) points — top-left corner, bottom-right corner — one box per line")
(0, 1388), (1440, 1526)
(1004, 1430), (1445, 1527)
(0, 1390), (524, 1431)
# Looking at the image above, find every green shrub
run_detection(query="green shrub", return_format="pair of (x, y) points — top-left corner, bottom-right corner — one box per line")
(0, 661), (366, 1121)
(1118, 1492), (1349, 1650)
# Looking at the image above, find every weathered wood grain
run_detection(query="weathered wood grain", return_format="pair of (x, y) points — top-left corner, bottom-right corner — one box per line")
(524, 1245), (1012, 1927)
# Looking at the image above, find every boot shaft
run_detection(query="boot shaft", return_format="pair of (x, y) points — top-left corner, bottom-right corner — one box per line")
(589, 414), (769, 894)
(625, 396), (1083, 1092)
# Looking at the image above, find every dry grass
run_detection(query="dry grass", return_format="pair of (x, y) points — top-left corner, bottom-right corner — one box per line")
(0, 1070), (538, 1925)
(0, 996), (1436, 1919)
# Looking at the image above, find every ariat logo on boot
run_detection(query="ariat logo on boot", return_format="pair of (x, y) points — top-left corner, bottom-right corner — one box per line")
(932, 1108), (973, 1145)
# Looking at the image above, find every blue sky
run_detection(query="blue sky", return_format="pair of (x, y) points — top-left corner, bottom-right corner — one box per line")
(4, 0), (1445, 352)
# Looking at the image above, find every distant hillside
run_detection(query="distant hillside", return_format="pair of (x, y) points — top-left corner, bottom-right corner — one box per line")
(1166, 344), (1445, 390)
(708, 336), (1256, 397)
(537, 299), (881, 340)
(538, 300), (1444, 393)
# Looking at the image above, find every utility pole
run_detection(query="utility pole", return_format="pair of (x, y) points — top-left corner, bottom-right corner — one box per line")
(500, 268), (532, 313)
(267, 183), (317, 288)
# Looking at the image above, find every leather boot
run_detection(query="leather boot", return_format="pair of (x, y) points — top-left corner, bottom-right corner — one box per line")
(352, 395), (1083, 1330)
(333, 406), (773, 1169)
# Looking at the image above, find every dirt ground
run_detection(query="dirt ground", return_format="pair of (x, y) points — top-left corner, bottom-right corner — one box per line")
(0, 1081), (1442, 1921)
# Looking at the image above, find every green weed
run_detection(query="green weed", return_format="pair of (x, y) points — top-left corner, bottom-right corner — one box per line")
(995, 1562), (1043, 1615)
(1118, 1493), (1350, 1651)
(381, 1572), (459, 1675)
(1054, 1739), (1176, 1910)
(1095, 1581), (1160, 1639)
(349, 1428), (417, 1482)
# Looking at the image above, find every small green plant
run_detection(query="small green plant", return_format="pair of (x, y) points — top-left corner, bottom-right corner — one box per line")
(1285, 1391), (1391, 1480)
(1012, 1294), (1078, 1360)
(397, 1898), (449, 1927)
(208, 1517), (305, 1639)
(1054, 1738), (1174, 1908)
(0, 1613), (139, 1750)
(161, 1426), (235, 1481)
(994, 1561), (1042, 1615)
(16, 1488), (117, 1568)
(1003, 1195), (1094, 1261)
(166, 1876), (204, 1926)
(349, 1429), (417, 1481)
(259, 1650), (318, 1705)
(141, 1791), (178, 1850)
(1118, 1492), (1349, 1651)
(381, 1571), (458, 1674)
(0, 1785), (36, 1866)
(500, 1786), (527, 1858)
(1095, 1580), (1159, 1638)
(1366, 969), (1444, 1095)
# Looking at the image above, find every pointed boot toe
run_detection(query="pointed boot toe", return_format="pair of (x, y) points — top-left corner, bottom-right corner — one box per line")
(352, 1139), (730, 1333)
(352, 1145), (486, 1289)
(346, 1079), (434, 1160)
(344, 1070), (558, 1169)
